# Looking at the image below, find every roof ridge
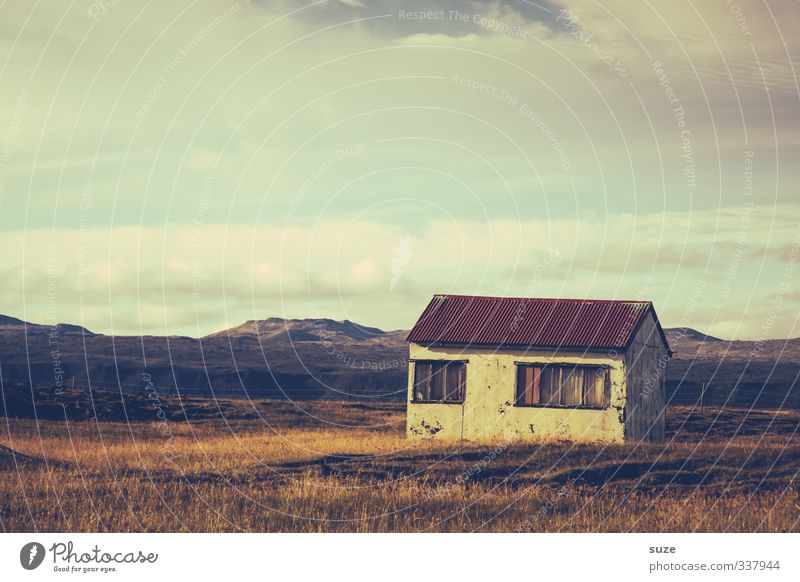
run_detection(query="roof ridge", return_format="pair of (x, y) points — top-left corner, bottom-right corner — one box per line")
(432, 294), (652, 304)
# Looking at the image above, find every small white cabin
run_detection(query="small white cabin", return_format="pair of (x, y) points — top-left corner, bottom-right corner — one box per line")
(405, 295), (672, 443)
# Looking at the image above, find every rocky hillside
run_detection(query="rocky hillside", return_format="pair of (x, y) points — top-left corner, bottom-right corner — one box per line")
(665, 327), (800, 408)
(0, 315), (408, 401)
(0, 316), (798, 408)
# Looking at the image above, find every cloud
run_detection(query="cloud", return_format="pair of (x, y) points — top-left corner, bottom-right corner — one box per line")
(2, 204), (800, 339)
(257, 0), (564, 41)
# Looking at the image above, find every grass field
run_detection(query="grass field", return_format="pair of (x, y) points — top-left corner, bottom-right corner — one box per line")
(1, 396), (798, 532)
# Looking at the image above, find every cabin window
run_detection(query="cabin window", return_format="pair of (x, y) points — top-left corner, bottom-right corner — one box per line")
(516, 364), (609, 408)
(413, 361), (466, 403)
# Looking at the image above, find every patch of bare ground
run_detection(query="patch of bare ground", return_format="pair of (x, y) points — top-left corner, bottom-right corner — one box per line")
(0, 402), (797, 532)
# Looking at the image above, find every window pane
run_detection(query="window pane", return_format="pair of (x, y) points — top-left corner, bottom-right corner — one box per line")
(445, 363), (465, 402)
(540, 366), (561, 405)
(561, 366), (583, 405)
(516, 366), (540, 405)
(584, 368), (607, 407)
(413, 362), (432, 401)
(516, 366), (526, 404)
(429, 363), (445, 401)
(529, 366), (541, 404)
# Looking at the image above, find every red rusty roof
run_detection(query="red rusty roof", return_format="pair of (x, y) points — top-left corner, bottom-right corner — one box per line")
(406, 294), (670, 352)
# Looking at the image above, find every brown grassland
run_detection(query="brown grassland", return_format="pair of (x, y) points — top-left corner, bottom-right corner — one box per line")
(1, 396), (798, 532)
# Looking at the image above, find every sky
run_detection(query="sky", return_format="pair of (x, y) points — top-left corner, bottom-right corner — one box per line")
(1, 0), (799, 340)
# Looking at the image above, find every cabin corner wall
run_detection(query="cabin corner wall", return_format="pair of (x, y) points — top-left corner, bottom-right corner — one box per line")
(405, 342), (465, 440)
(623, 312), (668, 442)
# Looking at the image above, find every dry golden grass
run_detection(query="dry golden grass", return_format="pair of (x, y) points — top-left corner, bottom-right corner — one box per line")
(1, 402), (798, 532)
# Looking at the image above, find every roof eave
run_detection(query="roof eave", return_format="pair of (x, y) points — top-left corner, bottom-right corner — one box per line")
(622, 303), (672, 356)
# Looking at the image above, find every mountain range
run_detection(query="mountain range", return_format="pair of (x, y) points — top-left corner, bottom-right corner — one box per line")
(0, 315), (798, 407)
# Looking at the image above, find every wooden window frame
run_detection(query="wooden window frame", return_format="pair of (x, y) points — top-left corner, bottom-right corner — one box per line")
(514, 363), (610, 410)
(411, 360), (467, 404)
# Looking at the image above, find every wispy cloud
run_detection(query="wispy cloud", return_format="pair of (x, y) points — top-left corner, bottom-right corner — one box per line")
(3, 205), (800, 338)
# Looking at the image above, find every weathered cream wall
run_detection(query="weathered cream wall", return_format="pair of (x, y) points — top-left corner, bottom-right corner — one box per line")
(406, 343), (627, 443)
(624, 311), (668, 441)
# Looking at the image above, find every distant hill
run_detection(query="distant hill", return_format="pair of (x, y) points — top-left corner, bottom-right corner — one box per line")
(0, 315), (408, 401)
(666, 327), (722, 343)
(0, 314), (94, 335)
(0, 315), (797, 408)
(0, 314), (26, 326)
(663, 327), (800, 408)
(206, 317), (392, 342)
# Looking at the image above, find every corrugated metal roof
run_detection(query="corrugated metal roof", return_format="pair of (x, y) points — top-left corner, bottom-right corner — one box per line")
(406, 294), (669, 351)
